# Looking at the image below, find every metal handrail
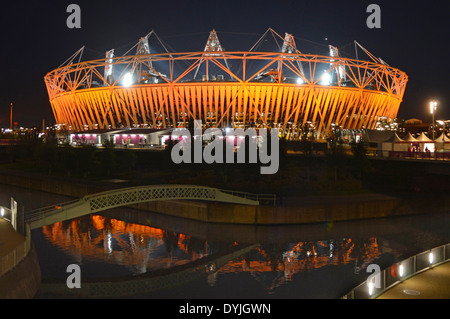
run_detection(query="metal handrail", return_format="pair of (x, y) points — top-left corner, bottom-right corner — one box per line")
(25, 199), (81, 223)
(80, 184), (275, 205)
(342, 243), (450, 299)
(25, 199), (80, 215)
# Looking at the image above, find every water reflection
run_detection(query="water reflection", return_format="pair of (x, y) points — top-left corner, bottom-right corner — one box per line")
(37, 211), (387, 296)
(2, 182), (448, 298)
(41, 215), (218, 276)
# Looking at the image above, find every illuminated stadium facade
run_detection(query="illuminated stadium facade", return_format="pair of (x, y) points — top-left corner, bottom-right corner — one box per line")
(44, 29), (408, 139)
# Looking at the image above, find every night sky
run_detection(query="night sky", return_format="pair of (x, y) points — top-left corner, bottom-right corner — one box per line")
(1, 0), (448, 128)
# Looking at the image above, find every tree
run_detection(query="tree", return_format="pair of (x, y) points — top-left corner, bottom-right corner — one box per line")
(350, 140), (371, 179)
(326, 131), (346, 184)
(59, 144), (77, 176)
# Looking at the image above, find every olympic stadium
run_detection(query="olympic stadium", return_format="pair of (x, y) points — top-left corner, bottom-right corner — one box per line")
(44, 28), (408, 140)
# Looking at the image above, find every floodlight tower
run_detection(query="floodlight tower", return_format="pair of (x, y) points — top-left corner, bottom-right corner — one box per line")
(135, 35), (153, 84)
(281, 33), (305, 81)
(136, 36), (151, 55)
(10, 103), (13, 130)
(104, 49), (115, 85)
(329, 45), (346, 84)
(194, 30), (230, 80)
(430, 100), (438, 140)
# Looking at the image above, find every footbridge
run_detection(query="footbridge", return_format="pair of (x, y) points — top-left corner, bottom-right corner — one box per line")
(25, 185), (275, 230)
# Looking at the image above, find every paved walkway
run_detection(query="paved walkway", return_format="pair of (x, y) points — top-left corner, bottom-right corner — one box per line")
(377, 261), (450, 299)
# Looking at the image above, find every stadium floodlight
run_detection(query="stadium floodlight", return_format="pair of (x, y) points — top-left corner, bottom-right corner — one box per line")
(123, 72), (133, 87)
(321, 72), (331, 85)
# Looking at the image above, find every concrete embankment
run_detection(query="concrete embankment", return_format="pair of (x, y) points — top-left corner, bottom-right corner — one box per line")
(0, 168), (449, 225)
(0, 244), (41, 299)
(0, 220), (41, 298)
(131, 192), (450, 224)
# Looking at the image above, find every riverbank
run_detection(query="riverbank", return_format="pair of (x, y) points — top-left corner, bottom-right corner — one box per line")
(0, 219), (41, 298)
(0, 164), (449, 225)
(131, 192), (450, 225)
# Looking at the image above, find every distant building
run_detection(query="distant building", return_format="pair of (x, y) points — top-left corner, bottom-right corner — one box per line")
(404, 118), (423, 125)
(403, 118), (430, 135)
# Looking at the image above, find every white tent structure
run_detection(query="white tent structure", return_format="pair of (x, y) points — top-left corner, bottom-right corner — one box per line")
(381, 133), (406, 156)
(402, 132), (418, 143)
(434, 133), (450, 152)
(415, 132), (434, 152)
(416, 132), (432, 142)
(400, 132), (421, 154)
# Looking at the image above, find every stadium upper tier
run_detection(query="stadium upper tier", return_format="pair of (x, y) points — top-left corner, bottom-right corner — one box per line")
(44, 29), (408, 139)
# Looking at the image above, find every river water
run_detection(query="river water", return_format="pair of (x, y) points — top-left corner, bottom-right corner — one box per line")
(1, 183), (449, 299)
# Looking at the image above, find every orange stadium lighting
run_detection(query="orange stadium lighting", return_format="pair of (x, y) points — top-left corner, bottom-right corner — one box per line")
(44, 29), (408, 140)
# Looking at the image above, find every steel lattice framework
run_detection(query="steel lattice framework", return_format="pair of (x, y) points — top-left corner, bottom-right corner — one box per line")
(44, 30), (408, 139)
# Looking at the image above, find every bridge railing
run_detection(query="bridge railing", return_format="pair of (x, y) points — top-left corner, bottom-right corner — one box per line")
(84, 185), (218, 213)
(342, 243), (450, 299)
(84, 185), (269, 213)
(24, 199), (80, 224)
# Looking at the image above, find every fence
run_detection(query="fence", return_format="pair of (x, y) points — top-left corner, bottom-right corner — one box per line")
(384, 151), (450, 160)
(342, 243), (450, 299)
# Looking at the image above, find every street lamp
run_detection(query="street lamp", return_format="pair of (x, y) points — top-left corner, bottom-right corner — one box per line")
(10, 102), (13, 131)
(430, 101), (437, 140)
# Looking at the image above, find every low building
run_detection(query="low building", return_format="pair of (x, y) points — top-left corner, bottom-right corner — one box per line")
(69, 129), (114, 146)
(109, 128), (172, 148)
(69, 128), (173, 149)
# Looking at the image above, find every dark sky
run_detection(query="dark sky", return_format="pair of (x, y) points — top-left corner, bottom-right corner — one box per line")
(0, 0), (448, 128)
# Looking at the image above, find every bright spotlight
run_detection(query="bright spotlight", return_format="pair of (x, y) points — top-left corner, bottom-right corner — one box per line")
(368, 281), (374, 296)
(297, 78), (304, 85)
(429, 252), (434, 264)
(123, 72), (133, 87)
(429, 101), (437, 114)
(399, 264), (404, 277)
(321, 72), (331, 85)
